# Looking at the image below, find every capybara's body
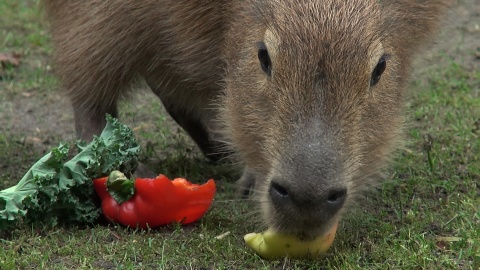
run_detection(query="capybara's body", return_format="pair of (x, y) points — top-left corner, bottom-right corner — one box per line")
(43, 0), (450, 239)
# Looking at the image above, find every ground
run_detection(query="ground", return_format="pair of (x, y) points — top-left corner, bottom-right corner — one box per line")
(0, 0), (479, 269)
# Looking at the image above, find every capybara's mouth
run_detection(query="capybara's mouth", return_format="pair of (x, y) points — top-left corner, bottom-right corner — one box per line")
(269, 214), (341, 242)
(244, 219), (339, 259)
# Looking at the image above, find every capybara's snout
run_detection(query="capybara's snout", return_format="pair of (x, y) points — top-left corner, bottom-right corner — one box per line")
(261, 132), (348, 239)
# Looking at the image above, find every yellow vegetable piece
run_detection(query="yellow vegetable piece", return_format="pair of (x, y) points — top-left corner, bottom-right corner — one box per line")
(244, 222), (338, 260)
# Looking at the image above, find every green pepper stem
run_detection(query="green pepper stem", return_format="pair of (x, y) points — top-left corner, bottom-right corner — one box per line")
(106, 170), (135, 204)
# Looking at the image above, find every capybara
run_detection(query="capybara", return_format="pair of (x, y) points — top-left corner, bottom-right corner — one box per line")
(42, 0), (450, 240)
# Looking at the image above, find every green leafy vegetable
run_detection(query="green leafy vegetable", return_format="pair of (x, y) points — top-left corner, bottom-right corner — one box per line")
(0, 115), (140, 230)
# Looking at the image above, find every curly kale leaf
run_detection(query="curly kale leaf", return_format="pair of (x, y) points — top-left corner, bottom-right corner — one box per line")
(0, 115), (139, 230)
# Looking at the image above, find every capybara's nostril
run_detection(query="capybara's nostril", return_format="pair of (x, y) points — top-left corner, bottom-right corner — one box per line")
(326, 188), (347, 207)
(269, 182), (288, 197)
(269, 181), (289, 203)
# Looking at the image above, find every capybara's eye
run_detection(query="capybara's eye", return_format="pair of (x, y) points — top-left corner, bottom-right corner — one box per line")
(258, 42), (272, 76)
(371, 55), (387, 86)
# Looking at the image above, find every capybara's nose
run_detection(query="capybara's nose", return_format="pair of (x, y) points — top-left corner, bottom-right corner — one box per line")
(268, 180), (347, 218)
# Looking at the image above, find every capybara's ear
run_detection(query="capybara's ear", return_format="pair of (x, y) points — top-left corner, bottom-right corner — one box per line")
(381, 0), (452, 53)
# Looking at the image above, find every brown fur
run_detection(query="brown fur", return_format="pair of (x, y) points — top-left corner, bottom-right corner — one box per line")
(42, 0), (451, 239)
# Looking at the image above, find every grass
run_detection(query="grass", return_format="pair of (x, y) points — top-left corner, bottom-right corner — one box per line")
(0, 0), (479, 269)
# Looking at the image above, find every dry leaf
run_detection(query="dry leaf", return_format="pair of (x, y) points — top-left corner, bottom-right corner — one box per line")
(0, 51), (21, 68)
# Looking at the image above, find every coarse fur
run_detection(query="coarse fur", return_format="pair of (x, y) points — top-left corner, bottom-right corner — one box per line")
(41, 0), (451, 240)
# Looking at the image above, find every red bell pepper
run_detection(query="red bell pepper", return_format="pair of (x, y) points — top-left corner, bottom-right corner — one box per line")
(93, 171), (216, 229)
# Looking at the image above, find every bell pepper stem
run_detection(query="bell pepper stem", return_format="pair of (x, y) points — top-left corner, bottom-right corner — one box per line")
(106, 170), (135, 204)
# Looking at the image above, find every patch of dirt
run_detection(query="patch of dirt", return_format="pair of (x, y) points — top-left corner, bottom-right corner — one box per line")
(0, 0), (478, 181)
(417, 0), (479, 79)
(2, 91), (75, 141)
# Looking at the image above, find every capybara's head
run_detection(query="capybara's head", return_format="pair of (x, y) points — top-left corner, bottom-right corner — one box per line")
(221, 0), (449, 239)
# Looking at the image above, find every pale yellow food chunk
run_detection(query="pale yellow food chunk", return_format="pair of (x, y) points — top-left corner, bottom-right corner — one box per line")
(244, 223), (338, 260)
